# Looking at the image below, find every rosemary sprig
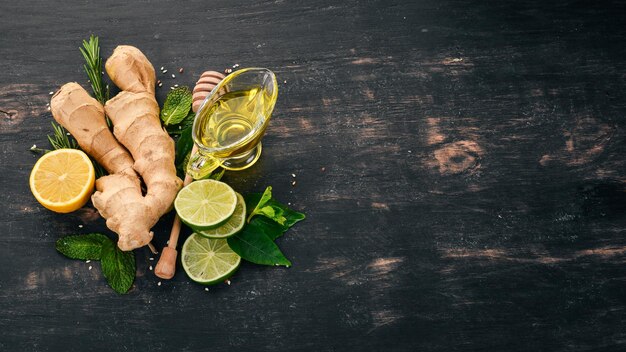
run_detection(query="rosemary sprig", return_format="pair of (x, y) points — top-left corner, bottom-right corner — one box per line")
(47, 122), (78, 150)
(79, 35), (109, 105)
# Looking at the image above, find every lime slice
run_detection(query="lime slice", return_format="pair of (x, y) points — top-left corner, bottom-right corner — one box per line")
(175, 179), (237, 230)
(181, 233), (241, 285)
(198, 193), (246, 239)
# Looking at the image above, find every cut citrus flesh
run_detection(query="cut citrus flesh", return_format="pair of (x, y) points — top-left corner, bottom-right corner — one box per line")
(181, 233), (241, 285)
(29, 149), (95, 213)
(174, 179), (237, 230)
(198, 192), (246, 239)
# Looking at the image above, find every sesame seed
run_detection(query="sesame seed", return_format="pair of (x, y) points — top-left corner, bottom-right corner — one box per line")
(226, 280), (231, 285)
(174, 84), (179, 88)
(49, 91), (54, 95)
(157, 281), (162, 286)
(225, 68), (232, 74)
(170, 86), (175, 90)
(321, 167), (326, 172)
(66, 132), (70, 136)
(149, 257), (154, 261)
(291, 181), (297, 186)
(158, 82), (163, 87)
(88, 266), (92, 270)
(163, 69), (168, 73)
(149, 265), (153, 271)
(205, 288), (209, 291)
(86, 260), (91, 263)
(78, 224), (83, 228)
(31, 144), (37, 149)
(288, 202), (292, 206)
(233, 64), (240, 68)
(160, 66), (164, 71)
(179, 67), (184, 73)
(291, 173), (296, 178)
(172, 74), (176, 78)
(47, 107), (51, 111)
(284, 80), (287, 84)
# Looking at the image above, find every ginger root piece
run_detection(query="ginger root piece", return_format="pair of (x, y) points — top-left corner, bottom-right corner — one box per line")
(104, 90), (181, 221)
(91, 45), (182, 251)
(50, 82), (136, 177)
(104, 45), (156, 95)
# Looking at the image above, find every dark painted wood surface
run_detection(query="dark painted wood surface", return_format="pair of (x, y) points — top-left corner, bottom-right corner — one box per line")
(1, 0), (625, 351)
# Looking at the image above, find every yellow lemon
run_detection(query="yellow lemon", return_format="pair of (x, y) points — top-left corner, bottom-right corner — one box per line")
(29, 149), (95, 213)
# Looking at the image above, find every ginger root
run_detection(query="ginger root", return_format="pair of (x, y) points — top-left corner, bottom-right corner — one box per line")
(50, 83), (136, 177)
(51, 46), (182, 251)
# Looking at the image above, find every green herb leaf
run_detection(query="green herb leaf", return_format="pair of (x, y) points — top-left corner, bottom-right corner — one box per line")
(166, 111), (195, 135)
(227, 221), (292, 266)
(55, 233), (109, 260)
(47, 122), (78, 150)
(175, 126), (194, 176)
(79, 35), (109, 105)
(101, 240), (135, 294)
(244, 192), (305, 229)
(249, 216), (288, 240)
(246, 186), (274, 223)
(161, 86), (193, 125)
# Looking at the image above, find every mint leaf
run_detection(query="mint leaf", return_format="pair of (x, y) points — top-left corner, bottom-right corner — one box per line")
(55, 233), (109, 260)
(101, 240), (135, 294)
(166, 110), (195, 135)
(227, 221), (291, 266)
(161, 86), (192, 125)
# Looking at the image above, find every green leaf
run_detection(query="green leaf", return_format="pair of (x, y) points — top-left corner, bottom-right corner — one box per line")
(244, 192), (305, 229)
(100, 240), (135, 294)
(175, 125), (194, 175)
(246, 186), (274, 223)
(166, 111), (195, 136)
(227, 221), (291, 266)
(268, 198), (305, 228)
(249, 216), (287, 240)
(55, 233), (109, 260)
(161, 86), (192, 125)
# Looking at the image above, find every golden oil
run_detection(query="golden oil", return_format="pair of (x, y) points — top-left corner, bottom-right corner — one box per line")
(195, 87), (269, 158)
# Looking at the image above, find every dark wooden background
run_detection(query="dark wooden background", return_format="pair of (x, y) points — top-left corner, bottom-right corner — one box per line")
(1, 0), (625, 351)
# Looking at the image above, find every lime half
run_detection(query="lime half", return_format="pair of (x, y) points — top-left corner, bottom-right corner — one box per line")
(182, 233), (241, 284)
(198, 193), (246, 239)
(175, 179), (237, 230)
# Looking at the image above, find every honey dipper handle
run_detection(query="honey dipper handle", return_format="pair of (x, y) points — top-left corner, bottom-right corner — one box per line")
(154, 146), (197, 279)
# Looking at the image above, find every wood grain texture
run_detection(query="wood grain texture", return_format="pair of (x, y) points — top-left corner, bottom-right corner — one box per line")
(1, 0), (625, 351)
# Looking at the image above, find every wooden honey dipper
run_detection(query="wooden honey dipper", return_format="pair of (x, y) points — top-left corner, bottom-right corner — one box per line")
(155, 70), (226, 279)
(191, 71), (226, 113)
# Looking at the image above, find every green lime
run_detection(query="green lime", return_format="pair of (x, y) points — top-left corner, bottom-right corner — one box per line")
(181, 233), (241, 285)
(175, 179), (237, 230)
(198, 193), (246, 239)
